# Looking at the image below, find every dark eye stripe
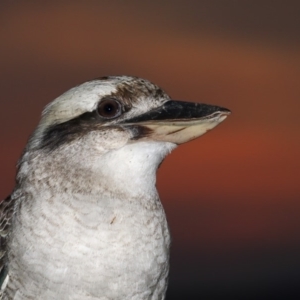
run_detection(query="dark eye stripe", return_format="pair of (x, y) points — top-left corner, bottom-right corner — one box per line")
(39, 110), (100, 151)
(38, 98), (125, 151)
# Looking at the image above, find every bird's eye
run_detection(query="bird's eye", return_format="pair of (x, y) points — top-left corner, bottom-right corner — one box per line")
(97, 98), (121, 119)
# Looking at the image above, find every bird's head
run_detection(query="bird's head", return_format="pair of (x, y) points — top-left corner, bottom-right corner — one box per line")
(20, 76), (230, 196)
(29, 75), (230, 153)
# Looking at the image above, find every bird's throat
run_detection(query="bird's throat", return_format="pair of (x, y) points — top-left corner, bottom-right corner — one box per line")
(96, 141), (177, 199)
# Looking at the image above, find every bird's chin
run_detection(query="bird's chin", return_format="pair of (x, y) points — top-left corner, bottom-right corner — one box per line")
(133, 113), (229, 144)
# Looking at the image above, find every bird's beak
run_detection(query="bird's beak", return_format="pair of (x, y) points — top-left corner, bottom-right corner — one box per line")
(123, 100), (231, 144)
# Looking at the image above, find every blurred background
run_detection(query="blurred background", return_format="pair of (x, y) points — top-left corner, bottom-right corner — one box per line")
(1, 1), (300, 299)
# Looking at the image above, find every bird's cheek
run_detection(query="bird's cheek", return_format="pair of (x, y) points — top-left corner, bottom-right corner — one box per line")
(89, 127), (131, 151)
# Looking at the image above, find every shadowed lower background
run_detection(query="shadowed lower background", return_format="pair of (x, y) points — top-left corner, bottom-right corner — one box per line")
(1, 1), (300, 299)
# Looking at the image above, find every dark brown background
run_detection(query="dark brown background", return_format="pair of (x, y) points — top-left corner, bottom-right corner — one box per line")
(1, 1), (300, 299)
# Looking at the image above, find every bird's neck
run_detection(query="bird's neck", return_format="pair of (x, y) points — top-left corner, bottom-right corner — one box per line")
(18, 141), (177, 202)
(94, 141), (177, 199)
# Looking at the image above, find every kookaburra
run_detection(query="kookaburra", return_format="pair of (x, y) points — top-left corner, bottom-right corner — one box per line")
(0, 76), (230, 299)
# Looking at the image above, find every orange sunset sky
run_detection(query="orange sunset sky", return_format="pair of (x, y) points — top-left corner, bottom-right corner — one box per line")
(1, 1), (300, 299)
